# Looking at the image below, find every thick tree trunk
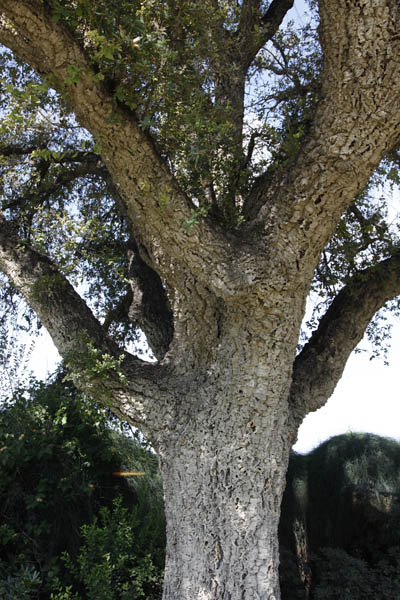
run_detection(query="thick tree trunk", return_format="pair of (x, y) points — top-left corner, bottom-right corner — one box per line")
(157, 341), (296, 600)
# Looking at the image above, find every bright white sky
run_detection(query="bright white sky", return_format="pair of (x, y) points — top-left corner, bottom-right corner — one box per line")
(20, 0), (400, 454)
(294, 324), (400, 453)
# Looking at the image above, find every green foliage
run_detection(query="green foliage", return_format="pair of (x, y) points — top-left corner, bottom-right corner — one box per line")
(311, 547), (400, 599)
(315, 431), (400, 484)
(2, 383), (399, 600)
(0, 377), (165, 599)
(0, 1), (325, 235)
(44, 0), (248, 213)
(59, 498), (163, 600)
(0, 49), (140, 346)
(0, 563), (42, 600)
(281, 433), (400, 550)
(0, 301), (36, 399)
(183, 204), (210, 232)
(64, 333), (128, 399)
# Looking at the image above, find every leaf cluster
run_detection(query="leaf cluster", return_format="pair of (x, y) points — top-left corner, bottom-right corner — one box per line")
(0, 52), (142, 345)
(44, 1), (323, 225)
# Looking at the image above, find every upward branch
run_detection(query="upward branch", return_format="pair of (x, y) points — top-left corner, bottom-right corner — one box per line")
(0, 0), (239, 297)
(248, 0), (400, 284)
(238, 0), (294, 68)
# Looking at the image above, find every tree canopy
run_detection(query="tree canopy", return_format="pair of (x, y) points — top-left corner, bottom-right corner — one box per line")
(0, 1), (399, 384)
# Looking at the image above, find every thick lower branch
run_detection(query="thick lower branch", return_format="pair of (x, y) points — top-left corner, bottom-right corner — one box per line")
(0, 216), (172, 430)
(290, 250), (400, 420)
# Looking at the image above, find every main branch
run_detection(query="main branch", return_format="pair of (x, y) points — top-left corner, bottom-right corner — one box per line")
(248, 0), (400, 287)
(0, 0), (239, 297)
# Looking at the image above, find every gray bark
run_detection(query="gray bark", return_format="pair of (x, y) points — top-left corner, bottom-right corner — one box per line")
(160, 412), (289, 600)
(155, 311), (300, 600)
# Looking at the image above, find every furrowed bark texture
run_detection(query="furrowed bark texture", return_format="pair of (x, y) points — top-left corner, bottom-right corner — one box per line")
(1, 1), (400, 599)
(246, 0), (400, 285)
(160, 400), (290, 600)
(156, 299), (302, 600)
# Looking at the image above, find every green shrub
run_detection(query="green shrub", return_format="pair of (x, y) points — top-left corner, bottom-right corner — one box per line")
(0, 562), (41, 600)
(0, 376), (165, 599)
(305, 433), (400, 551)
(311, 546), (400, 599)
(58, 497), (163, 600)
(280, 434), (400, 599)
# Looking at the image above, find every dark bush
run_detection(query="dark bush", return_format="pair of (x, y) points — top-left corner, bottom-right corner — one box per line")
(311, 546), (400, 599)
(279, 433), (400, 599)
(0, 377), (165, 599)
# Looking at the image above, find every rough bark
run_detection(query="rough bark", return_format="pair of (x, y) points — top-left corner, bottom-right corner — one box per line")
(244, 0), (400, 283)
(154, 297), (302, 600)
(160, 401), (290, 600)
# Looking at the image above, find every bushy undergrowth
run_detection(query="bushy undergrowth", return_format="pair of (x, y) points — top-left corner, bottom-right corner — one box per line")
(0, 377), (165, 599)
(311, 546), (400, 599)
(49, 498), (163, 600)
(280, 432), (400, 599)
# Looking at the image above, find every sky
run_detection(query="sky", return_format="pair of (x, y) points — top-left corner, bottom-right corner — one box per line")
(293, 323), (400, 453)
